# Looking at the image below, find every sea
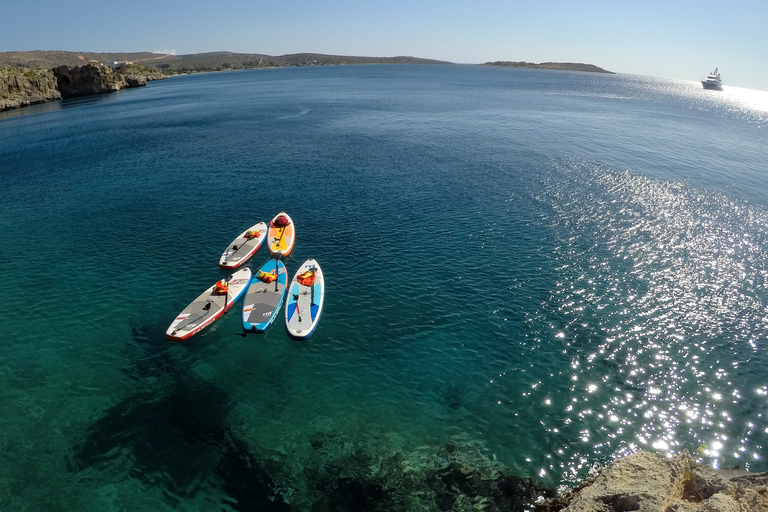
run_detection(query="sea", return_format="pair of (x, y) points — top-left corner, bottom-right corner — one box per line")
(1, 64), (768, 511)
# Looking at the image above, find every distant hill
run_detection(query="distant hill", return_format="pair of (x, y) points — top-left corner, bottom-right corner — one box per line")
(0, 51), (450, 73)
(483, 61), (613, 73)
(0, 51), (613, 75)
(0, 51), (167, 69)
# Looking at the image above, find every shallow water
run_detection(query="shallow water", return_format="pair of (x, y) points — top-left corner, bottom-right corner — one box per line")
(1, 64), (768, 509)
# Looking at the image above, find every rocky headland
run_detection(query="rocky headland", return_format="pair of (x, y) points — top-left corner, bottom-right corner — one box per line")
(53, 62), (153, 97)
(0, 67), (61, 111)
(0, 62), (168, 112)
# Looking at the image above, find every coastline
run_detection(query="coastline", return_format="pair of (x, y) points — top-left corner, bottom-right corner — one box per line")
(536, 450), (768, 511)
(1, 51), (613, 114)
(0, 62), (169, 112)
(482, 61), (614, 73)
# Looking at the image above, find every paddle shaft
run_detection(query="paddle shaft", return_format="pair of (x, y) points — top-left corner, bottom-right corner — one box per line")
(175, 306), (212, 333)
(311, 276), (315, 305)
(274, 258), (279, 292)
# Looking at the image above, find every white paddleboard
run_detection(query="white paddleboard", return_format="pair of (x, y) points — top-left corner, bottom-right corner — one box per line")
(285, 259), (324, 340)
(218, 222), (268, 269)
(166, 267), (251, 342)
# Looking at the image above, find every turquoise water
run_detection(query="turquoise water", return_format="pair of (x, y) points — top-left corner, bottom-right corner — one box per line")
(2, 64), (768, 510)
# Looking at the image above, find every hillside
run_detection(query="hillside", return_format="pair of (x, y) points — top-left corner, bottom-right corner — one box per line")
(0, 51), (168, 69)
(0, 51), (450, 74)
(483, 61), (613, 73)
(0, 51), (612, 75)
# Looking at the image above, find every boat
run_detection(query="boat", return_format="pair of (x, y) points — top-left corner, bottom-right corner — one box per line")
(285, 259), (325, 340)
(701, 68), (722, 90)
(218, 221), (268, 270)
(267, 212), (295, 259)
(241, 258), (288, 333)
(166, 267), (252, 342)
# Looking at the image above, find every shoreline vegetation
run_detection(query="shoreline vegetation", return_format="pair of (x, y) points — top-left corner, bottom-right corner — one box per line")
(1, 50), (613, 112)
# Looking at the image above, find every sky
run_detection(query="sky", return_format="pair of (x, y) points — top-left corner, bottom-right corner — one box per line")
(2, 0), (767, 91)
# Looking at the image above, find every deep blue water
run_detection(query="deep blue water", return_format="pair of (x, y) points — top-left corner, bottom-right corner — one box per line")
(2, 64), (768, 510)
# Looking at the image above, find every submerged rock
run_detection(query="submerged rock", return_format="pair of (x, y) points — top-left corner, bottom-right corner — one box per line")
(537, 450), (768, 512)
(428, 461), (554, 511)
(300, 430), (554, 511)
(70, 321), (294, 510)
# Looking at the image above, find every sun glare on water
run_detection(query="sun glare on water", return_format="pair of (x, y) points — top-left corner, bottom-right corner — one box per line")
(721, 86), (768, 114)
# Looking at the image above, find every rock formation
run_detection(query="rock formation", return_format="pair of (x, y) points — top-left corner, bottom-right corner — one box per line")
(537, 451), (768, 512)
(121, 73), (148, 88)
(53, 63), (129, 98)
(0, 63), (167, 111)
(0, 67), (61, 111)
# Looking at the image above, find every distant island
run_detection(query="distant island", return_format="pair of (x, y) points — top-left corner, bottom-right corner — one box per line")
(1, 50), (613, 112)
(483, 61), (613, 73)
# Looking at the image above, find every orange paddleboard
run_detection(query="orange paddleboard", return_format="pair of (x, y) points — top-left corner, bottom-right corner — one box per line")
(267, 211), (295, 259)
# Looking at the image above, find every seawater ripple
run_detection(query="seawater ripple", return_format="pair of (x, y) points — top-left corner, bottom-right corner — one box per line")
(526, 161), (768, 480)
(1, 66), (768, 508)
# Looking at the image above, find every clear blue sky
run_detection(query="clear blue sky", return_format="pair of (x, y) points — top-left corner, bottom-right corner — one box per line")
(3, 0), (767, 91)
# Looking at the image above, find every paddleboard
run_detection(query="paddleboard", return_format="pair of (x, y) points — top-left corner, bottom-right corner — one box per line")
(218, 221), (268, 270)
(285, 259), (324, 340)
(267, 212), (295, 259)
(242, 258), (288, 333)
(166, 267), (252, 342)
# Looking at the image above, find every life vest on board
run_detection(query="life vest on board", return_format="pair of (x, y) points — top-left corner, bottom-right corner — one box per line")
(244, 230), (261, 239)
(257, 270), (278, 283)
(297, 271), (316, 287)
(213, 280), (229, 295)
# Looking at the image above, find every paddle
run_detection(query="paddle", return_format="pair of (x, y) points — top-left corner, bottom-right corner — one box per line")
(222, 275), (231, 314)
(224, 237), (248, 263)
(170, 301), (213, 336)
(293, 294), (301, 322)
(274, 257), (280, 292)
(225, 227), (262, 264)
(223, 237), (241, 264)
(310, 266), (316, 306)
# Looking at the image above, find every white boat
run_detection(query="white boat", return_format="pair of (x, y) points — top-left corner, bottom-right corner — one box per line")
(701, 68), (722, 90)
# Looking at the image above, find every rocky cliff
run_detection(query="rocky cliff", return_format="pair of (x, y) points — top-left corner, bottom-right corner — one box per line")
(538, 451), (768, 512)
(1, 63), (167, 111)
(53, 63), (132, 98)
(0, 67), (61, 111)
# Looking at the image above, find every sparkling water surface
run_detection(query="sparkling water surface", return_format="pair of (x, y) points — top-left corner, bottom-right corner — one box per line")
(1, 64), (768, 509)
